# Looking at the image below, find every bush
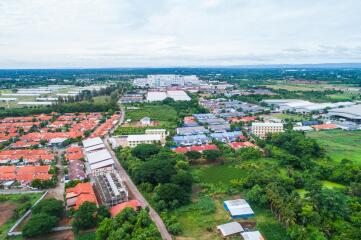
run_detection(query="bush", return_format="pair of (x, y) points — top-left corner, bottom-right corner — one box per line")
(32, 198), (64, 218)
(22, 213), (58, 238)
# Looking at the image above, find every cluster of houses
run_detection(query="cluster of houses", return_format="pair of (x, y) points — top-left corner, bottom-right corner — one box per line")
(171, 113), (258, 149)
(65, 136), (140, 219)
(0, 112), (120, 148)
(216, 198), (264, 239)
(0, 165), (53, 188)
(0, 112), (121, 189)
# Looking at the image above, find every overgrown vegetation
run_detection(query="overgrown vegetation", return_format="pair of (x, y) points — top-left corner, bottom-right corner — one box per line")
(96, 208), (161, 240)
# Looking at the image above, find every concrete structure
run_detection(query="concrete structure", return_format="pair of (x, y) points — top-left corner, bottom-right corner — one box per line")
(94, 171), (128, 207)
(224, 199), (255, 219)
(145, 129), (167, 140)
(127, 134), (162, 148)
(251, 122), (284, 138)
(217, 222), (244, 237)
(86, 149), (115, 174)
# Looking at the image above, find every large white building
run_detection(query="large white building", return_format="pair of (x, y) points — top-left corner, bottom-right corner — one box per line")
(146, 90), (191, 102)
(110, 129), (167, 148)
(263, 99), (355, 113)
(251, 122), (284, 138)
(134, 74), (200, 88)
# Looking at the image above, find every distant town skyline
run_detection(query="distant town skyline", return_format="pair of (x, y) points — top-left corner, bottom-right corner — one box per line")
(1, 0), (361, 68)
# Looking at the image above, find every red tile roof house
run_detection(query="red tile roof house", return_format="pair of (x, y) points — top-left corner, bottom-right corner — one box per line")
(110, 200), (141, 218)
(173, 144), (219, 153)
(0, 165), (53, 186)
(66, 182), (98, 210)
(0, 149), (55, 165)
(229, 141), (257, 150)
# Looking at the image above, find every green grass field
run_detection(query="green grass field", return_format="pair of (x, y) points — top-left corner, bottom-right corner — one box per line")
(307, 129), (361, 164)
(270, 113), (304, 121)
(178, 163), (289, 240)
(124, 104), (178, 130)
(125, 105), (177, 122)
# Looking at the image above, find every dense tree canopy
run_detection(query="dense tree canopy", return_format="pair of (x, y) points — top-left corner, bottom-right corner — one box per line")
(96, 208), (161, 240)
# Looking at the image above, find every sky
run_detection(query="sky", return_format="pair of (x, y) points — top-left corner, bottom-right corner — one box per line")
(1, 0), (361, 68)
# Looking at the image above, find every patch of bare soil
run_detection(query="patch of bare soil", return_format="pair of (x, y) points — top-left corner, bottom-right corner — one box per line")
(30, 230), (74, 240)
(0, 202), (17, 226)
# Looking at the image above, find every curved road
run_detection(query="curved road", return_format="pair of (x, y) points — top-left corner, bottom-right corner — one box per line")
(104, 107), (172, 240)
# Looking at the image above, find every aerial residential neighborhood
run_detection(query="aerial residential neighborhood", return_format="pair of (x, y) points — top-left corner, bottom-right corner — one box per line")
(1, 1), (361, 240)
(1, 69), (361, 240)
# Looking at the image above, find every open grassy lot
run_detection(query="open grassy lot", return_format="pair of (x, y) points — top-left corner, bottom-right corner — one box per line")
(124, 104), (178, 130)
(125, 104), (177, 122)
(269, 113), (304, 121)
(307, 129), (361, 164)
(173, 163), (289, 240)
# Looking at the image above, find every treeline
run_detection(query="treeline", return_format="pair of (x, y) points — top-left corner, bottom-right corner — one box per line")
(235, 131), (361, 240)
(0, 101), (118, 118)
(115, 144), (194, 234)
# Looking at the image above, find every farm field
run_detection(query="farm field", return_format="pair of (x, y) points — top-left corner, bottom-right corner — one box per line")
(307, 129), (361, 164)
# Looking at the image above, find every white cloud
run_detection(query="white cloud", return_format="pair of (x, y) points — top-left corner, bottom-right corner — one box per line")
(0, 0), (361, 68)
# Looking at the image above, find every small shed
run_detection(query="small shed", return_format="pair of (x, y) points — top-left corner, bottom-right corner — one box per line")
(224, 199), (255, 219)
(241, 231), (264, 240)
(217, 222), (244, 237)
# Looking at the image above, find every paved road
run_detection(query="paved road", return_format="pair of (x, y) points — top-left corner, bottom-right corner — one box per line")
(104, 108), (172, 240)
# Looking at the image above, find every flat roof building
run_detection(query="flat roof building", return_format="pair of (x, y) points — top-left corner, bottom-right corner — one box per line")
(328, 104), (361, 123)
(94, 171), (128, 207)
(251, 122), (284, 138)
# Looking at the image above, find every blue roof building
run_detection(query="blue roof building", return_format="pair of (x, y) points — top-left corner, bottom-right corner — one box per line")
(210, 131), (243, 142)
(172, 134), (211, 146)
(193, 113), (216, 120)
(224, 199), (255, 219)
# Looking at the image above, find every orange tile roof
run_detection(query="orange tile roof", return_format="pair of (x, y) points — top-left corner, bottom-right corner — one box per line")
(312, 124), (338, 130)
(65, 152), (84, 161)
(66, 182), (98, 210)
(0, 166), (16, 174)
(110, 200), (140, 217)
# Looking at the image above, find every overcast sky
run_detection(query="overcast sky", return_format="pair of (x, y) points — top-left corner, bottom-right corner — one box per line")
(1, 0), (361, 68)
